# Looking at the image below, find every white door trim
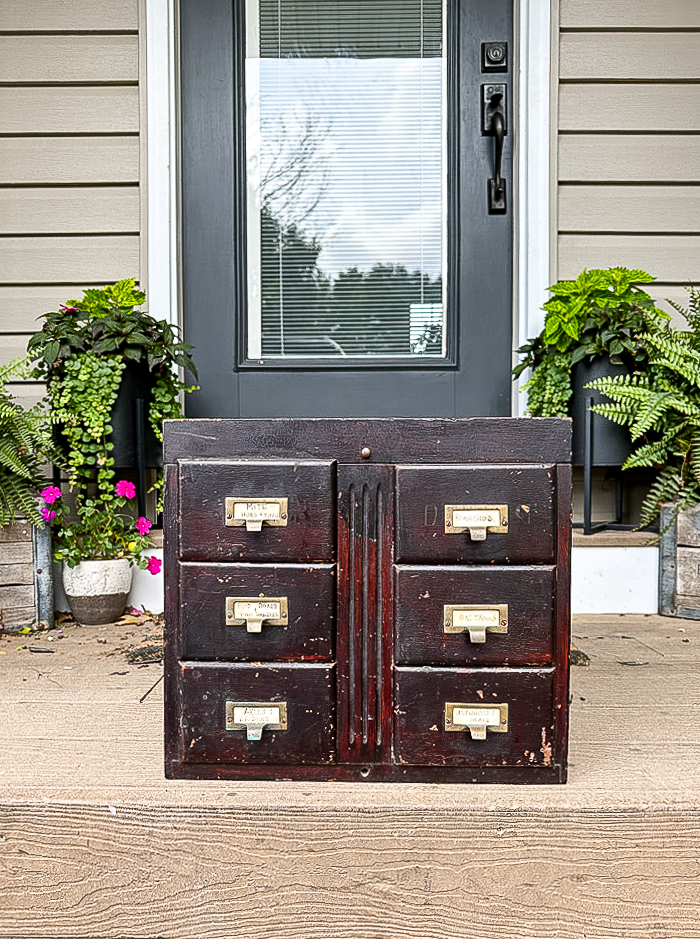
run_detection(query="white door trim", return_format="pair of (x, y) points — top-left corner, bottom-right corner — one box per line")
(143, 0), (553, 406)
(513, 0), (553, 415)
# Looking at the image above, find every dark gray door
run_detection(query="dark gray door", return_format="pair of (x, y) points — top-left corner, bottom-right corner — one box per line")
(180, 0), (514, 418)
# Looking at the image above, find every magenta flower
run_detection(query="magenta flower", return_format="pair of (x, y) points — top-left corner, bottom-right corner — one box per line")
(146, 556), (162, 575)
(41, 485), (62, 504)
(116, 480), (136, 499)
(41, 507), (57, 521)
(136, 516), (152, 535)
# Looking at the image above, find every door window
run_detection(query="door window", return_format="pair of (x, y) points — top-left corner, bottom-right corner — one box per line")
(245, 0), (447, 360)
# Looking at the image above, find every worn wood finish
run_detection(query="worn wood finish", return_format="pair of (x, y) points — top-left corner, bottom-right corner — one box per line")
(0, 520), (31, 543)
(336, 463), (394, 765)
(0, 584), (34, 609)
(394, 565), (555, 666)
(0, 137), (140, 186)
(164, 418), (573, 465)
(394, 667), (556, 770)
(560, 32), (700, 81)
(0, 187), (140, 235)
(559, 135), (700, 184)
(0, 35), (138, 83)
(166, 419), (570, 783)
(395, 464), (556, 564)
(0, 563), (34, 586)
(178, 562), (335, 661)
(559, 185), (700, 234)
(178, 460), (336, 562)
(177, 663), (336, 766)
(0, 0), (138, 31)
(558, 235), (700, 284)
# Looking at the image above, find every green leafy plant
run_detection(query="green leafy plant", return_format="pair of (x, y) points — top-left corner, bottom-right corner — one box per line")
(513, 268), (669, 416)
(39, 479), (162, 571)
(26, 279), (197, 501)
(0, 358), (57, 527)
(588, 286), (700, 527)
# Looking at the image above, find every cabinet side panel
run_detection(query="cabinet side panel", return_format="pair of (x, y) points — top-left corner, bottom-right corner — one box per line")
(554, 462), (572, 781)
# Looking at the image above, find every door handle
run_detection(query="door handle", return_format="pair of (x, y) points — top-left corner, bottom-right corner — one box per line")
(481, 84), (508, 215)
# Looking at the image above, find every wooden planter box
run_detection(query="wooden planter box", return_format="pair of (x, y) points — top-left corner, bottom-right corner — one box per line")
(659, 503), (700, 619)
(0, 520), (53, 631)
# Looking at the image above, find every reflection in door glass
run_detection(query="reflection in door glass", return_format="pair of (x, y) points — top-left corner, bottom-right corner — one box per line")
(245, 0), (446, 359)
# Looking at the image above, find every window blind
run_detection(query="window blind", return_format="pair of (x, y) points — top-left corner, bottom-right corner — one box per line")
(246, 0), (446, 359)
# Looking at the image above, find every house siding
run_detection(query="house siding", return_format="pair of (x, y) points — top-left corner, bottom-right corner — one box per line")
(0, 0), (142, 406)
(557, 0), (700, 322)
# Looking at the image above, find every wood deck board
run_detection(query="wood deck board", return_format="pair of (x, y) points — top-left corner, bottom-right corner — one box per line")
(1, 615), (699, 936)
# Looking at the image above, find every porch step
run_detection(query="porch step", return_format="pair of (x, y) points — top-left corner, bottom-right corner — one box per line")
(1, 615), (699, 938)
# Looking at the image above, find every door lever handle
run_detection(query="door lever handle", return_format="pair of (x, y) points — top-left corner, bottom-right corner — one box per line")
(481, 83), (508, 215)
(489, 110), (506, 214)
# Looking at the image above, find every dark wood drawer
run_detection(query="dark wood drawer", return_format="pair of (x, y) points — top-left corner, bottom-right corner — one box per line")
(394, 667), (555, 767)
(394, 565), (555, 666)
(179, 663), (335, 764)
(178, 460), (336, 562)
(395, 464), (556, 563)
(178, 562), (335, 661)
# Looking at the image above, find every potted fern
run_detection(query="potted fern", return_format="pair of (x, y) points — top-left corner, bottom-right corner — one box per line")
(588, 286), (700, 616)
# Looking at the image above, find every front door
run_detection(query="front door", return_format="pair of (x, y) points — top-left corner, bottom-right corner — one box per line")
(180, 0), (514, 418)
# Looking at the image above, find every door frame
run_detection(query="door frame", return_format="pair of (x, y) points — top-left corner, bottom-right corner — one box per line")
(143, 0), (553, 416)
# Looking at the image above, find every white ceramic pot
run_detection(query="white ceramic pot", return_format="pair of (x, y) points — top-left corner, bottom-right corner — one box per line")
(63, 558), (133, 625)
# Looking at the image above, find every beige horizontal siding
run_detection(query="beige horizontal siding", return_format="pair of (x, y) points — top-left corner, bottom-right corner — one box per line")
(0, 0), (138, 31)
(0, 138), (140, 185)
(559, 186), (700, 234)
(560, 32), (700, 81)
(647, 286), (699, 330)
(559, 85), (700, 132)
(0, 87), (139, 134)
(6, 383), (45, 409)
(0, 236), (140, 285)
(559, 135), (700, 183)
(0, 188), (140, 235)
(0, 287), (92, 332)
(560, 0), (700, 29)
(558, 235), (700, 284)
(0, 336), (31, 367)
(0, 36), (138, 84)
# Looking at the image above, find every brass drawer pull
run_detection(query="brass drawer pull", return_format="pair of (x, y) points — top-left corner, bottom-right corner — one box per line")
(444, 504), (508, 541)
(443, 604), (508, 643)
(226, 701), (288, 741)
(225, 497), (289, 532)
(225, 597), (289, 633)
(444, 702), (508, 740)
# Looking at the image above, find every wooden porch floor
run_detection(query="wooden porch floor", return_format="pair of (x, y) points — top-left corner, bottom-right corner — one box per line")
(1, 614), (699, 938)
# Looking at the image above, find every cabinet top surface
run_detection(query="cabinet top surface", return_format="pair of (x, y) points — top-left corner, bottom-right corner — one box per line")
(164, 418), (572, 465)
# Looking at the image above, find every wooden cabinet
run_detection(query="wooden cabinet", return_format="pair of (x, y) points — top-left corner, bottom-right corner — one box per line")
(165, 418), (571, 783)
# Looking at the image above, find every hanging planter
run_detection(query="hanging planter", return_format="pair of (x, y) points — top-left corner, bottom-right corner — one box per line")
(62, 558), (133, 625)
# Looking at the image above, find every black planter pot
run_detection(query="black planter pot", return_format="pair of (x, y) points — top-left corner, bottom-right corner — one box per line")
(108, 361), (162, 469)
(571, 358), (633, 467)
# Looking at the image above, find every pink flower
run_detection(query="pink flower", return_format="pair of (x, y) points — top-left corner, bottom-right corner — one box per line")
(136, 516), (152, 535)
(41, 485), (62, 504)
(116, 480), (136, 499)
(146, 556), (162, 575)
(41, 507), (56, 521)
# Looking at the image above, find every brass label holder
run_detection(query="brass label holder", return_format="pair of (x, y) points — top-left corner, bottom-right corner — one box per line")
(225, 497), (289, 532)
(443, 604), (508, 643)
(444, 702), (508, 740)
(225, 597), (289, 633)
(444, 504), (508, 541)
(226, 701), (288, 741)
